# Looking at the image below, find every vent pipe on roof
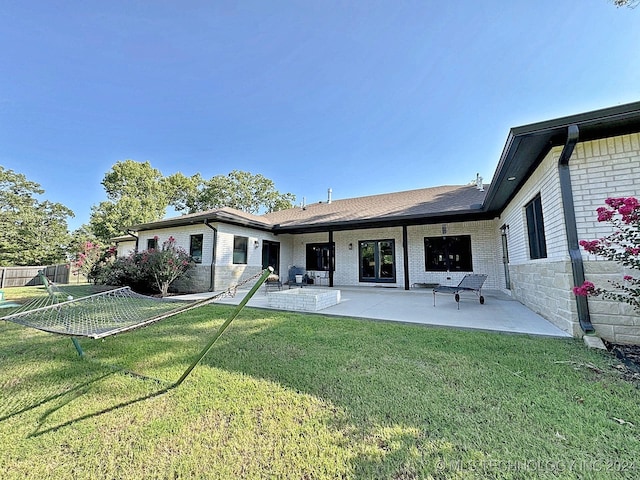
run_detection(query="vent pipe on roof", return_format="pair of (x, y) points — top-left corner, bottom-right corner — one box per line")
(476, 173), (484, 191)
(327, 188), (332, 204)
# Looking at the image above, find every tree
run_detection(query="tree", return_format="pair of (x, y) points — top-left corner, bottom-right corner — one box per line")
(71, 240), (107, 281)
(90, 236), (193, 296)
(573, 197), (640, 312)
(612, 0), (639, 8)
(0, 167), (73, 266)
(143, 236), (194, 296)
(89, 161), (295, 242)
(89, 160), (176, 242)
(176, 170), (296, 215)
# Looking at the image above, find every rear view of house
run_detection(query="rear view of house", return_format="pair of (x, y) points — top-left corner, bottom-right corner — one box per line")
(114, 101), (640, 344)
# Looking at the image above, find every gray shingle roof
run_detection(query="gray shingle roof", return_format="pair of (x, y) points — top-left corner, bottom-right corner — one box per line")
(263, 184), (487, 228)
(127, 184), (487, 234)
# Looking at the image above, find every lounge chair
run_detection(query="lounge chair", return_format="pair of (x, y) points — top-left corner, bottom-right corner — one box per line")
(433, 274), (487, 309)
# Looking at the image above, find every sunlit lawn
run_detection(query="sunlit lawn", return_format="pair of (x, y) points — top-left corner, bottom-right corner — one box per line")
(1, 285), (639, 479)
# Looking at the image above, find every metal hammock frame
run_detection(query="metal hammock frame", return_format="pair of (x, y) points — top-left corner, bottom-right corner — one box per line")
(2, 268), (273, 387)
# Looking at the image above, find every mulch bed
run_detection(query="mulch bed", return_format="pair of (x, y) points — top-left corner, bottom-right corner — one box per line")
(604, 341), (640, 383)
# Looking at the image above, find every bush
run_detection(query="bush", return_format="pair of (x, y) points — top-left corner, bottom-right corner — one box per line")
(91, 236), (194, 296)
(573, 197), (640, 312)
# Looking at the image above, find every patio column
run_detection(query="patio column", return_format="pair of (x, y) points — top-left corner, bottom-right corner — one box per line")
(402, 225), (410, 290)
(328, 230), (334, 287)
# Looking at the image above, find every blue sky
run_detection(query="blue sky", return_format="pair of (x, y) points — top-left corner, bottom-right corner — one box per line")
(1, 1), (638, 231)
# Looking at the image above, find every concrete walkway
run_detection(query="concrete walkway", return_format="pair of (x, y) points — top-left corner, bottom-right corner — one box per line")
(181, 285), (571, 338)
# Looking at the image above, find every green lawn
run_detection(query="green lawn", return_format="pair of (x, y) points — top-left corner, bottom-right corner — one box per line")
(1, 285), (639, 479)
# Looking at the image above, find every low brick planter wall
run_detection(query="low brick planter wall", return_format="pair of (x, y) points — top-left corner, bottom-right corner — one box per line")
(267, 288), (341, 312)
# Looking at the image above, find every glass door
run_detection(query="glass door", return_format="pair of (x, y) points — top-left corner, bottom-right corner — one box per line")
(501, 229), (511, 289)
(261, 241), (280, 275)
(359, 240), (395, 283)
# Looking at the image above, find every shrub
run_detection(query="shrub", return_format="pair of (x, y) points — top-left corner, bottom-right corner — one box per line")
(573, 197), (640, 312)
(91, 237), (194, 296)
(141, 237), (193, 296)
(72, 241), (109, 281)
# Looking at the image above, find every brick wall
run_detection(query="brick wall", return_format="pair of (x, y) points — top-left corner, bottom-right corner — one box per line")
(499, 133), (640, 343)
(291, 222), (501, 289)
(126, 223), (291, 294)
(497, 146), (577, 334)
(570, 133), (640, 344)
(408, 220), (501, 290)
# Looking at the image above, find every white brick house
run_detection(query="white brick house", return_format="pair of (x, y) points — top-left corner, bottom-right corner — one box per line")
(117, 102), (640, 344)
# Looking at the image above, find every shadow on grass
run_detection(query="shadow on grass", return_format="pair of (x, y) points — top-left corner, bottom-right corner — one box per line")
(0, 371), (116, 423)
(3, 303), (628, 478)
(27, 380), (176, 438)
(2, 304), (251, 438)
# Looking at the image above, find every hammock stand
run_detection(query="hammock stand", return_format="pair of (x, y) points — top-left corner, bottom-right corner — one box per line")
(2, 268), (273, 387)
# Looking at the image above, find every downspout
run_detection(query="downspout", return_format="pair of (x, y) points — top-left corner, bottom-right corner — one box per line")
(558, 124), (595, 334)
(126, 230), (139, 252)
(204, 220), (217, 291)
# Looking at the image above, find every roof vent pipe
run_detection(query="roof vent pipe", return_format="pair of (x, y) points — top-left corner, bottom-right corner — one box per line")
(327, 188), (332, 204)
(476, 173), (484, 191)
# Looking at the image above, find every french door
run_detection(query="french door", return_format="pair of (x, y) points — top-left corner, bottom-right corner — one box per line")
(359, 240), (396, 283)
(261, 241), (280, 275)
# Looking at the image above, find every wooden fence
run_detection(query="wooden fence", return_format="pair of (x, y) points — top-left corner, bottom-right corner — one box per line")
(0, 264), (70, 288)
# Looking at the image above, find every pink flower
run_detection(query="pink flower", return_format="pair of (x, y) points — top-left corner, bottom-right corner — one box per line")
(573, 281), (596, 297)
(579, 239), (601, 253)
(623, 275), (633, 281)
(605, 197), (626, 209)
(625, 247), (640, 255)
(618, 205), (634, 216)
(596, 207), (614, 222)
(623, 197), (639, 209)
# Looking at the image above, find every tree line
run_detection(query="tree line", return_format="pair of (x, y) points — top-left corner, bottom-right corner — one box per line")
(0, 162), (295, 267)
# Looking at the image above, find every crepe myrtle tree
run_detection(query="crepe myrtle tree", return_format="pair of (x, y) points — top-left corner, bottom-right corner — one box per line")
(72, 241), (111, 281)
(573, 197), (640, 312)
(141, 236), (194, 297)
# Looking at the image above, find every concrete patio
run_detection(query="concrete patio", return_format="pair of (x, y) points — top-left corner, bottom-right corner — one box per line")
(183, 284), (571, 338)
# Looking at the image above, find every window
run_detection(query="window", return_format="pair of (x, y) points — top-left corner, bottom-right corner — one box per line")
(190, 234), (203, 264)
(233, 236), (248, 264)
(305, 243), (334, 271)
(424, 235), (473, 272)
(525, 194), (547, 259)
(147, 238), (158, 250)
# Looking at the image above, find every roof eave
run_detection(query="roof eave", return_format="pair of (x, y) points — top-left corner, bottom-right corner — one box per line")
(483, 101), (640, 215)
(274, 208), (492, 234)
(132, 212), (273, 233)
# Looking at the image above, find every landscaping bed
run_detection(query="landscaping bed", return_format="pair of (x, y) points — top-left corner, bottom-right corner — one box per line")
(606, 341), (640, 382)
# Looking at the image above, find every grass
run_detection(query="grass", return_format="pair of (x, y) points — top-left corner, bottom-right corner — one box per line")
(1, 285), (639, 479)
